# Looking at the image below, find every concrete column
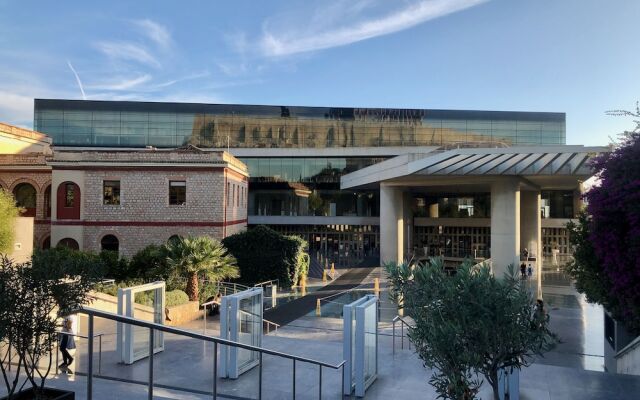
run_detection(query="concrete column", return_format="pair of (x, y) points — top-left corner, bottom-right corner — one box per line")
(490, 179), (520, 278)
(403, 191), (413, 259)
(521, 190), (542, 298)
(380, 184), (404, 265)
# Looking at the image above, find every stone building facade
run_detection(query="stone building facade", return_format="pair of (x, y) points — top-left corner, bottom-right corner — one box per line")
(0, 123), (248, 257)
(0, 123), (53, 248)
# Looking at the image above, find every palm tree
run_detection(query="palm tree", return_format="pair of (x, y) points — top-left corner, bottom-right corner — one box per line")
(166, 236), (239, 302)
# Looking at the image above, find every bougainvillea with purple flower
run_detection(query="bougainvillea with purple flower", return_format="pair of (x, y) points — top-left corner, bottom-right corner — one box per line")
(574, 105), (640, 333)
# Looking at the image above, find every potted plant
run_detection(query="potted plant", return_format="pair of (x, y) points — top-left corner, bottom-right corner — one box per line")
(0, 248), (104, 400)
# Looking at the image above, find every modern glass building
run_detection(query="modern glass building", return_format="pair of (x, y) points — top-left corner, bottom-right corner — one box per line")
(34, 99), (568, 266)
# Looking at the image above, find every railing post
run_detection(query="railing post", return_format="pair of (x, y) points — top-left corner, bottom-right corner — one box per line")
(318, 365), (322, 399)
(292, 359), (296, 400)
(87, 314), (94, 400)
(148, 328), (154, 400)
(98, 334), (102, 375)
(401, 321), (404, 350)
(213, 342), (217, 399)
(258, 352), (263, 400)
(392, 320), (396, 355)
(341, 363), (346, 399)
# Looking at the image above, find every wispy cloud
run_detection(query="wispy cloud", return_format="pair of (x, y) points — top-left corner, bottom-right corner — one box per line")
(0, 91), (35, 126)
(132, 19), (172, 49)
(95, 41), (161, 68)
(259, 0), (488, 57)
(66, 60), (87, 99)
(86, 74), (152, 91)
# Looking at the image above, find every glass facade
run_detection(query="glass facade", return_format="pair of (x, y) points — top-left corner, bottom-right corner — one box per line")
(32, 99), (569, 266)
(243, 157), (383, 217)
(34, 100), (566, 148)
(268, 225), (380, 267)
(412, 193), (491, 218)
(541, 190), (575, 219)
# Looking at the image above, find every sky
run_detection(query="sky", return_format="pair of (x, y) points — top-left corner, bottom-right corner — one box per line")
(0, 0), (639, 146)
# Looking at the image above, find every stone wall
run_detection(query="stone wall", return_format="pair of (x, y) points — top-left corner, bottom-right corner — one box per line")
(83, 170), (225, 222)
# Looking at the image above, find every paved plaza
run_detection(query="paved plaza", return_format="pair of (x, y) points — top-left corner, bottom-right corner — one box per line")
(2, 262), (638, 399)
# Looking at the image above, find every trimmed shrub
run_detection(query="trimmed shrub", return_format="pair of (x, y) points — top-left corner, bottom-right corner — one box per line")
(128, 244), (171, 281)
(166, 289), (190, 307)
(222, 225), (309, 288)
(100, 250), (131, 281)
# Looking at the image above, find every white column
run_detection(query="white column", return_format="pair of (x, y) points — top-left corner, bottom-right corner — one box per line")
(490, 179), (520, 278)
(521, 190), (542, 298)
(380, 184), (404, 265)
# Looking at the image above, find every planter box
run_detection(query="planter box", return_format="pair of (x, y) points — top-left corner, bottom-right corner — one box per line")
(165, 301), (201, 326)
(1, 387), (74, 400)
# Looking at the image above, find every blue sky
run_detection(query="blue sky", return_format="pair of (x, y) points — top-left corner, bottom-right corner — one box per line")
(0, 0), (638, 145)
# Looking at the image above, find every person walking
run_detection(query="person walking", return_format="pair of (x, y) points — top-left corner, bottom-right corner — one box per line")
(527, 264), (533, 279)
(534, 299), (548, 327)
(520, 263), (527, 279)
(58, 317), (75, 370)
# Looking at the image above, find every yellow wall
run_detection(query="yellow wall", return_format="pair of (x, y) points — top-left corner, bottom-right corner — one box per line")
(8, 217), (34, 263)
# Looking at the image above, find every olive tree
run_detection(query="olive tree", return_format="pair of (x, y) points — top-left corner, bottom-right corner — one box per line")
(0, 249), (104, 399)
(0, 190), (20, 254)
(387, 258), (557, 400)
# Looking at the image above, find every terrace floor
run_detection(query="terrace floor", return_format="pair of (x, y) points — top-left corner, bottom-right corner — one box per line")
(1, 258), (634, 399)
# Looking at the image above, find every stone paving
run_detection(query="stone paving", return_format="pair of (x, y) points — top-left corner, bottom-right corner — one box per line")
(2, 262), (638, 399)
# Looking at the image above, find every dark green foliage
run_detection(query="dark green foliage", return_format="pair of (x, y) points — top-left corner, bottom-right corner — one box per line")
(565, 212), (617, 312)
(0, 250), (103, 399)
(165, 236), (239, 301)
(128, 244), (171, 281)
(99, 250), (131, 281)
(199, 281), (220, 304)
(386, 259), (557, 400)
(222, 225), (310, 288)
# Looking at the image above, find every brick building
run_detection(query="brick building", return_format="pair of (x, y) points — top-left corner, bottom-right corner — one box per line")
(0, 123), (248, 257)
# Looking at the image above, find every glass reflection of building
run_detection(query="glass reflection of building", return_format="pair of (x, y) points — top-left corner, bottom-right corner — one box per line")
(34, 99), (568, 266)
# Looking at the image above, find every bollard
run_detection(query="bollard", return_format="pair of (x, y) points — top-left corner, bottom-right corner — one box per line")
(271, 284), (277, 308)
(330, 263), (335, 279)
(322, 269), (327, 283)
(374, 278), (380, 295)
(316, 299), (321, 316)
(301, 275), (307, 296)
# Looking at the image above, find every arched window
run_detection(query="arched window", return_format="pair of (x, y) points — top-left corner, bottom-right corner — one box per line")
(57, 182), (81, 219)
(44, 185), (51, 218)
(42, 236), (51, 250)
(57, 238), (79, 250)
(13, 183), (37, 217)
(101, 235), (119, 253)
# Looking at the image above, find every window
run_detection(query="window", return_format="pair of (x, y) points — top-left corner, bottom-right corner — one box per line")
(13, 183), (37, 217)
(101, 234), (119, 252)
(103, 180), (121, 205)
(227, 182), (231, 204)
(169, 181), (186, 205)
(65, 183), (76, 207)
(57, 238), (79, 250)
(44, 185), (51, 218)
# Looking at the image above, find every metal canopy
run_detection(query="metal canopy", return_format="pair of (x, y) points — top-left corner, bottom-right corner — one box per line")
(341, 145), (609, 189)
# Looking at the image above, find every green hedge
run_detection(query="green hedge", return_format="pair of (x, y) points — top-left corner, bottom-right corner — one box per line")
(222, 225), (309, 288)
(166, 289), (189, 307)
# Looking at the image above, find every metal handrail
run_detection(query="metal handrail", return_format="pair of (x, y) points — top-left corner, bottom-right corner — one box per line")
(392, 315), (415, 354)
(75, 307), (344, 400)
(201, 300), (280, 335)
(253, 279), (279, 288)
(615, 335), (640, 359)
